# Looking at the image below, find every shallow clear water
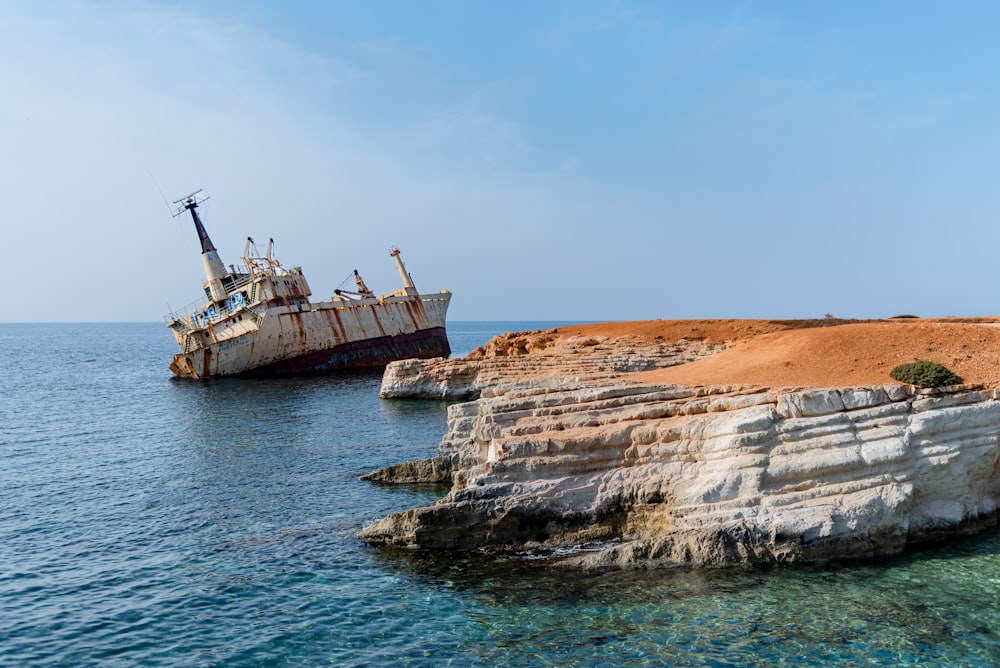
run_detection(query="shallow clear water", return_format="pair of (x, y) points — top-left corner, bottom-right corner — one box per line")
(2, 322), (999, 666)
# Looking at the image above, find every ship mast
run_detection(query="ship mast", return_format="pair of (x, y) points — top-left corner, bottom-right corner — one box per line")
(173, 189), (228, 287)
(390, 247), (417, 295)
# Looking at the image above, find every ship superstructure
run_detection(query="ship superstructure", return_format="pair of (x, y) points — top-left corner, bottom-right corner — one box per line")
(164, 191), (451, 378)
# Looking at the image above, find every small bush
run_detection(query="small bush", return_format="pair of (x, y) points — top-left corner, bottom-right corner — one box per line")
(889, 314), (919, 319)
(889, 360), (962, 388)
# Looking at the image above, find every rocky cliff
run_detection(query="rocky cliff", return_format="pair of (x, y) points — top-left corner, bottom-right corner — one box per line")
(359, 379), (1000, 568)
(379, 329), (727, 400)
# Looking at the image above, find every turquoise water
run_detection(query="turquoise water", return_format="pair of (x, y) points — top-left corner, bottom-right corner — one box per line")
(2, 322), (999, 666)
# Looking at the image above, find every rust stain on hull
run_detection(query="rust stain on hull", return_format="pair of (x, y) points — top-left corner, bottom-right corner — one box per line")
(239, 326), (450, 376)
(168, 293), (452, 379)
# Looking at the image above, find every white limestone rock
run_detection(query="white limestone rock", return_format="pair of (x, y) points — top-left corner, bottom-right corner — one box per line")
(359, 380), (1000, 568)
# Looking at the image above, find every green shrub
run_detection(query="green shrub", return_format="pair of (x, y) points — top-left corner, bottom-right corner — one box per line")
(889, 360), (962, 388)
(889, 314), (919, 319)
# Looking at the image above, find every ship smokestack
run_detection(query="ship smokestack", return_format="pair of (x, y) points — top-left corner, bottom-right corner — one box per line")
(180, 195), (227, 283)
(192, 205), (216, 254)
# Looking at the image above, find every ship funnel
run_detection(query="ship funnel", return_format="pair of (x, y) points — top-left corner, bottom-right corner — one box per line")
(173, 190), (227, 283)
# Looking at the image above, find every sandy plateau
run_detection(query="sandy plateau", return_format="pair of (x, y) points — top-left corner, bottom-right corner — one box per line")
(559, 317), (1000, 390)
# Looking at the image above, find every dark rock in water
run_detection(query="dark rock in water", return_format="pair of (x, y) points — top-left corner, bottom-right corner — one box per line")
(360, 456), (454, 485)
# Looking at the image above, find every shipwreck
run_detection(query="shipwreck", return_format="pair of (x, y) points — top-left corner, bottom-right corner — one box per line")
(164, 190), (451, 378)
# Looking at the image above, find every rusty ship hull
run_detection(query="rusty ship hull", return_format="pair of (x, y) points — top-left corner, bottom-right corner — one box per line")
(165, 191), (451, 379)
(240, 326), (448, 377)
(168, 296), (451, 379)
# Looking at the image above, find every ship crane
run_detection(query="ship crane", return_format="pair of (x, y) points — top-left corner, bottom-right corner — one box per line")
(334, 270), (375, 299)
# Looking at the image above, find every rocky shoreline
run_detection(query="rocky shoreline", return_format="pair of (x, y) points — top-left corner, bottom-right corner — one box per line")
(358, 321), (1000, 568)
(378, 328), (727, 400)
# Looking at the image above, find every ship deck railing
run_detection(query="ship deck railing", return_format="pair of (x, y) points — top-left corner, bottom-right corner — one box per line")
(164, 298), (254, 328)
(226, 274), (253, 292)
(164, 298), (212, 327)
(163, 275), (257, 328)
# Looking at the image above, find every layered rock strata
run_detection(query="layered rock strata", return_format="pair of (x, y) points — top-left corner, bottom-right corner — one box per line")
(379, 330), (725, 400)
(358, 381), (1000, 568)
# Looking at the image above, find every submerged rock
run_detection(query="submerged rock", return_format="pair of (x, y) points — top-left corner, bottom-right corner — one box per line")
(359, 381), (1000, 568)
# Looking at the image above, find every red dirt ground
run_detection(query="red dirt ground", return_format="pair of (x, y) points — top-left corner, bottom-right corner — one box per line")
(551, 318), (1000, 389)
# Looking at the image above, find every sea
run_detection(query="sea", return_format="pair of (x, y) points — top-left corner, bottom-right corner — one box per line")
(2, 321), (1000, 667)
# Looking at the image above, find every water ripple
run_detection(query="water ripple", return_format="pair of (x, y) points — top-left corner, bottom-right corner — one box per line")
(3, 323), (1000, 666)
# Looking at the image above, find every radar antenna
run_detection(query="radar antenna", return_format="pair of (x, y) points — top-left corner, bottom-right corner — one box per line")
(171, 188), (210, 217)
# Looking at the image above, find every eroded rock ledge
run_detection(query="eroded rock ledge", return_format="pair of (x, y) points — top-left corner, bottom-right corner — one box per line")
(359, 380), (1000, 568)
(379, 330), (726, 400)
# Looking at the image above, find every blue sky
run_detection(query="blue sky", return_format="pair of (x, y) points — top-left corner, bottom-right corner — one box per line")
(4, 1), (999, 322)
